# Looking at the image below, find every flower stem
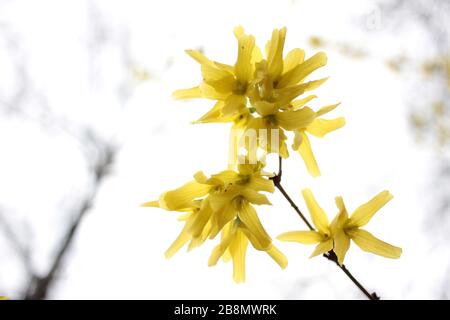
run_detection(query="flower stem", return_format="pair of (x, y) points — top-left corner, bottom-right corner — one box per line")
(270, 156), (379, 300)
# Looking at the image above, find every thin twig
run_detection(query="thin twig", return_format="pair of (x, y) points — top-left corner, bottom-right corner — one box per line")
(270, 156), (379, 300)
(0, 211), (33, 275)
(23, 146), (115, 300)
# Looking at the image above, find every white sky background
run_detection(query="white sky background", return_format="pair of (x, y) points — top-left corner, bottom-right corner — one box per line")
(0, 0), (448, 299)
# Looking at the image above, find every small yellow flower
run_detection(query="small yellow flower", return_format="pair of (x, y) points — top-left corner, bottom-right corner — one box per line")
(172, 28), (257, 122)
(331, 191), (402, 265)
(278, 189), (402, 266)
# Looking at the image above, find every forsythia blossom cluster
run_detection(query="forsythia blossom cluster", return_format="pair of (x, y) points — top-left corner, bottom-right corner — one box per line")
(143, 162), (286, 282)
(173, 26), (344, 175)
(143, 27), (401, 283)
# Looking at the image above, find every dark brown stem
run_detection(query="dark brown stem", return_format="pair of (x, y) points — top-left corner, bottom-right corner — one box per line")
(271, 156), (379, 300)
(324, 251), (379, 300)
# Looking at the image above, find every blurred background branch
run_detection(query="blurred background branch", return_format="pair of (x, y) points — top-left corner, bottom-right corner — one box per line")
(24, 135), (116, 300)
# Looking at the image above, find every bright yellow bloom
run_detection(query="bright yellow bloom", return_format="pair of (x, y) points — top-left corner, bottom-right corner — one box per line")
(173, 26), (344, 175)
(0, 296), (9, 300)
(331, 191), (402, 265)
(277, 189), (333, 257)
(246, 28), (328, 109)
(278, 189), (402, 265)
(142, 162), (287, 282)
(172, 28), (257, 122)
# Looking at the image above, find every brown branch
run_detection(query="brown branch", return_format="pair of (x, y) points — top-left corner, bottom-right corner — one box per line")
(23, 146), (115, 300)
(270, 156), (379, 300)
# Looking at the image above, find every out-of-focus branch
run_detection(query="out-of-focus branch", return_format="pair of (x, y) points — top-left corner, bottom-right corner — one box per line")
(0, 210), (33, 275)
(23, 141), (116, 300)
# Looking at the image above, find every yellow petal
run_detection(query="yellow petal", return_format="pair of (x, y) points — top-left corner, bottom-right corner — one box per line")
(267, 245), (288, 269)
(235, 34), (255, 84)
(229, 229), (249, 283)
(233, 25), (245, 38)
(208, 192), (236, 213)
(208, 221), (238, 266)
(214, 202), (239, 238)
(214, 61), (235, 74)
(165, 224), (191, 259)
(238, 202), (272, 250)
(193, 171), (208, 184)
(177, 213), (192, 221)
(210, 170), (241, 186)
(222, 249), (232, 262)
(316, 103), (341, 117)
(277, 52), (327, 88)
(185, 49), (211, 65)
(333, 228), (351, 265)
(274, 84), (307, 107)
(275, 79), (327, 106)
(282, 48), (305, 75)
(141, 200), (160, 208)
(221, 94), (247, 118)
(290, 95), (317, 109)
(347, 228), (402, 259)
(172, 86), (202, 99)
(160, 181), (210, 210)
(277, 230), (323, 244)
(310, 238), (333, 258)
(199, 83), (229, 100)
(306, 117), (346, 138)
(188, 217), (212, 251)
(301, 189), (329, 234)
(254, 101), (277, 117)
(208, 203), (236, 239)
(201, 64), (234, 93)
(276, 107), (316, 131)
(188, 202), (213, 237)
(302, 77), (329, 92)
(221, 222), (233, 262)
(251, 45), (263, 64)
(292, 129), (303, 150)
(247, 175), (275, 193)
(332, 196), (349, 229)
(295, 131), (320, 177)
(347, 191), (394, 228)
(193, 101), (230, 124)
(267, 28), (287, 79)
(240, 189), (272, 206)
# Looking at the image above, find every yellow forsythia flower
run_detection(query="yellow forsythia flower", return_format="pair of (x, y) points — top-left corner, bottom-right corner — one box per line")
(173, 26), (344, 176)
(143, 162), (287, 282)
(278, 189), (402, 265)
